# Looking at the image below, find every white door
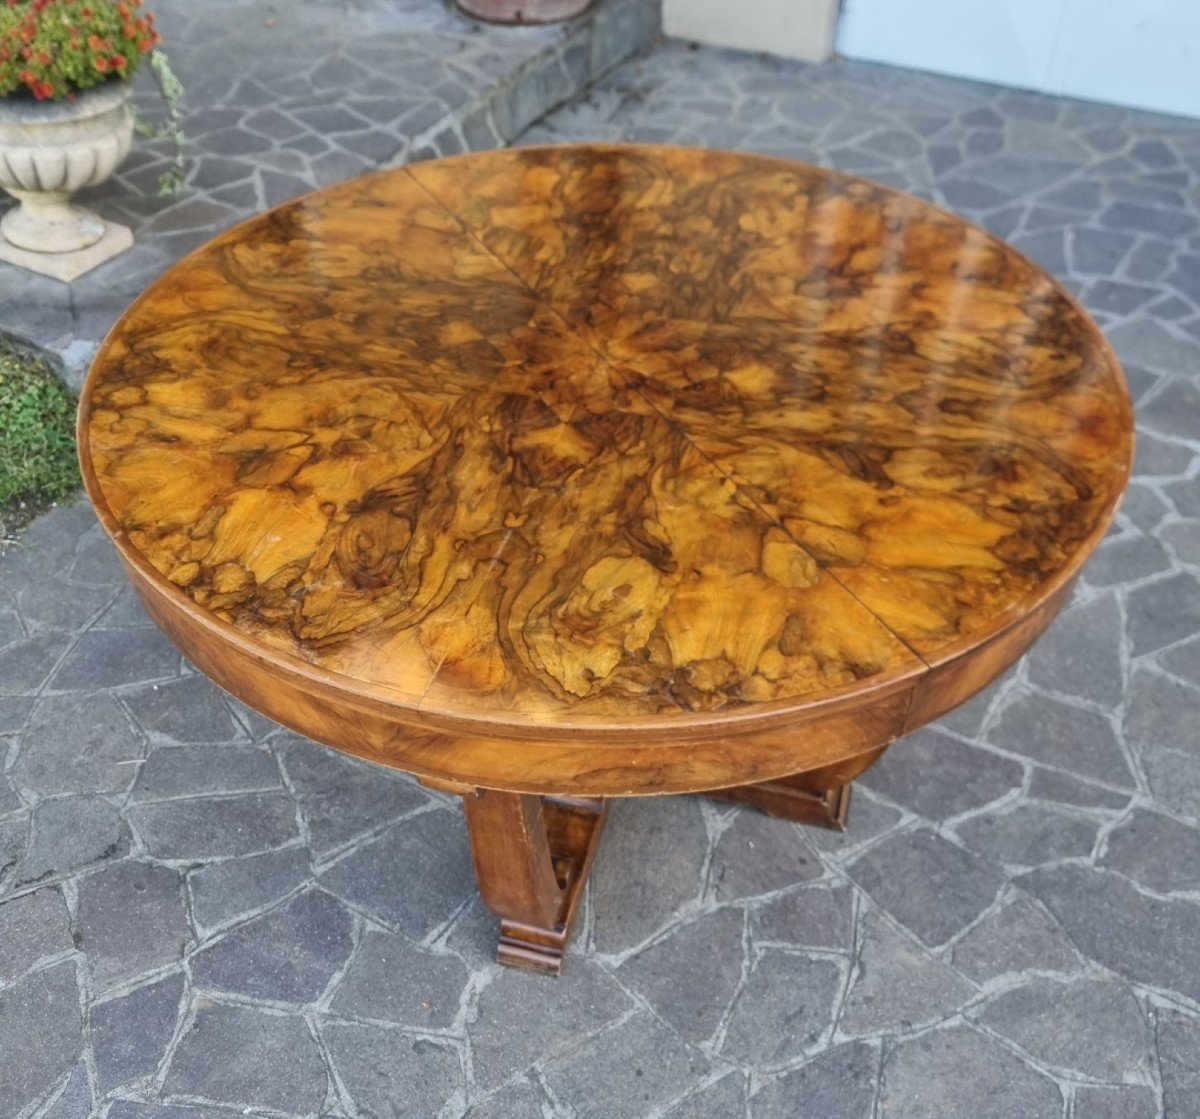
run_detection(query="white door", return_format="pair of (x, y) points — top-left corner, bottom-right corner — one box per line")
(836, 0), (1200, 120)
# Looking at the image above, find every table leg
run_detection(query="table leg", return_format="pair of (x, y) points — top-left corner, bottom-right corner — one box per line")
(705, 747), (888, 831)
(462, 789), (608, 976)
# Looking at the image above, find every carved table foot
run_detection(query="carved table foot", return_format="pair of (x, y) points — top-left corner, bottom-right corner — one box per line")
(462, 790), (608, 976)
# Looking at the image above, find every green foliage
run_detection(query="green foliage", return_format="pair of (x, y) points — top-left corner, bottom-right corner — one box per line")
(141, 48), (185, 195)
(0, 338), (79, 533)
(0, 0), (160, 101)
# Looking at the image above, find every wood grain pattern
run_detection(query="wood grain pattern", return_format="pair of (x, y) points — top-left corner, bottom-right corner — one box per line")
(79, 145), (1133, 797)
(408, 147), (1133, 660)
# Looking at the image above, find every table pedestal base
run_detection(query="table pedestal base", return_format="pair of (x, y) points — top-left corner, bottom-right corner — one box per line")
(460, 769), (854, 976)
(463, 790), (608, 976)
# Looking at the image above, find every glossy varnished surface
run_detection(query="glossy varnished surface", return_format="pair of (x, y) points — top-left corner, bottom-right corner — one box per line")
(408, 148), (1132, 661)
(79, 145), (1132, 789)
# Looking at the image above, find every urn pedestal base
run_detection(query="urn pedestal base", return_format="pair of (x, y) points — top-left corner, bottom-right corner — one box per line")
(456, 0), (594, 23)
(0, 219), (132, 282)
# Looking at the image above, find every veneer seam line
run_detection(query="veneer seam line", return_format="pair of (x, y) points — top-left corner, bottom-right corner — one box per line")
(397, 157), (935, 670)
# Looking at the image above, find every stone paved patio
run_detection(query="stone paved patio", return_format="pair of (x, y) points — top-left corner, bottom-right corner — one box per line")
(4, 20), (1200, 1119)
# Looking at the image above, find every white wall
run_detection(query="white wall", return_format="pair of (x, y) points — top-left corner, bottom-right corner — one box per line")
(837, 0), (1200, 120)
(664, 0), (839, 64)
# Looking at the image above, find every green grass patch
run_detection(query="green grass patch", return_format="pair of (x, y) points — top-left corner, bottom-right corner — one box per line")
(0, 336), (80, 542)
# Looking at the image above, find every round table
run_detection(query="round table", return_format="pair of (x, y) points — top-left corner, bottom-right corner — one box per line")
(79, 145), (1133, 975)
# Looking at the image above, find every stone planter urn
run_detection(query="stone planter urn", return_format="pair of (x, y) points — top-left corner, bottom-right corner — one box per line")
(456, 0), (594, 23)
(0, 79), (135, 282)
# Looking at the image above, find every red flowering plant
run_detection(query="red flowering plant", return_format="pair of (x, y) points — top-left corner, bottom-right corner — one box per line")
(0, 0), (185, 192)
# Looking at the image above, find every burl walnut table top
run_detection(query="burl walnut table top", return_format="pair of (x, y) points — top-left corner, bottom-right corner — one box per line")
(79, 145), (1133, 796)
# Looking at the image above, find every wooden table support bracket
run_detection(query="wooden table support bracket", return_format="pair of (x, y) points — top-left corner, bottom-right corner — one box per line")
(704, 748), (892, 831)
(463, 789), (609, 976)
(705, 774), (852, 830)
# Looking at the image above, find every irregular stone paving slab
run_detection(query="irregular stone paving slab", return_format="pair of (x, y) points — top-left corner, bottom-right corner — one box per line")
(0, 813), (26, 890)
(0, 770), (21, 813)
(750, 1042), (878, 1119)
(1162, 521), (1200, 571)
(317, 806), (473, 941)
(127, 791), (299, 859)
(188, 888), (353, 1003)
(324, 1021), (463, 1119)
(1021, 865), (1200, 1004)
(985, 690), (1134, 789)
(94, 586), (157, 629)
(863, 729), (1024, 822)
(13, 794), (129, 889)
(880, 1024), (1062, 1119)
(1158, 1007), (1200, 1119)
(590, 795), (709, 954)
(1162, 636), (1200, 690)
(0, 960), (83, 1118)
(65, 524), (125, 587)
(1080, 532), (1173, 589)
(13, 692), (144, 798)
(128, 744), (280, 802)
(330, 929), (470, 1031)
(1073, 1085), (1158, 1119)
(0, 607), (25, 647)
(76, 860), (189, 992)
(108, 1105), (231, 1119)
(1023, 593), (1125, 706)
(949, 892), (1082, 983)
(0, 694), (33, 736)
(720, 948), (843, 1067)
(617, 908), (745, 1044)
(187, 846), (312, 934)
(46, 626), (179, 692)
(841, 912), (975, 1037)
(468, 959), (632, 1093)
(954, 802), (1101, 868)
(752, 882), (855, 951)
(1126, 669), (1200, 821)
(542, 1011), (710, 1119)
(668, 1073), (748, 1119)
(2, 568), (112, 633)
(1100, 808), (1200, 892)
(276, 733), (430, 856)
(1025, 768), (1131, 811)
(972, 975), (1152, 1081)
(122, 676), (242, 744)
(38, 1063), (94, 1119)
(710, 810), (823, 901)
(91, 971), (186, 1093)
(0, 885), (72, 981)
(163, 1000), (328, 1114)
(846, 828), (1004, 948)
(1126, 572), (1200, 656)
(463, 1080), (549, 1119)
(0, 631), (72, 696)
